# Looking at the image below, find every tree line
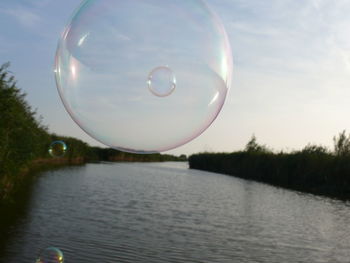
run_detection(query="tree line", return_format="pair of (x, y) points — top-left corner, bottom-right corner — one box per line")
(189, 133), (350, 200)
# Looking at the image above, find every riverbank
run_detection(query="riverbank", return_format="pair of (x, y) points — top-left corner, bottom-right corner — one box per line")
(0, 160), (90, 259)
(0, 157), (86, 205)
(189, 152), (350, 200)
(189, 134), (350, 201)
(0, 151), (186, 206)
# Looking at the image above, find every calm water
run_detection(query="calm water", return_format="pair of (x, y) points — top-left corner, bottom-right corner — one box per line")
(1, 162), (350, 263)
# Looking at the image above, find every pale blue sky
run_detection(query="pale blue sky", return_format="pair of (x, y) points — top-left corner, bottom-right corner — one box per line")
(1, 0), (350, 155)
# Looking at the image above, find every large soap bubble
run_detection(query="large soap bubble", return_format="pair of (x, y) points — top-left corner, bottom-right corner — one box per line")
(55, 0), (232, 153)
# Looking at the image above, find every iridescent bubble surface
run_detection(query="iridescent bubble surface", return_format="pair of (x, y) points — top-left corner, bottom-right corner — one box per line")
(55, 0), (232, 153)
(36, 247), (64, 263)
(48, 141), (67, 157)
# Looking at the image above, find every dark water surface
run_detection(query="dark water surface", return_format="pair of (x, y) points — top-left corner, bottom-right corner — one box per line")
(1, 162), (350, 262)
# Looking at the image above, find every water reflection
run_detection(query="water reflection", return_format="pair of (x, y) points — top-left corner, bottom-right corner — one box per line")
(1, 162), (350, 262)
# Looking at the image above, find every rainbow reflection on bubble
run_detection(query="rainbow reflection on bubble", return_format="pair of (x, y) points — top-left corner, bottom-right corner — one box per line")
(55, 0), (233, 153)
(36, 247), (64, 263)
(48, 141), (67, 157)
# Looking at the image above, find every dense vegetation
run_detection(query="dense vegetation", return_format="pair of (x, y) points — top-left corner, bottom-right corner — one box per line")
(189, 134), (350, 200)
(0, 63), (185, 203)
(0, 63), (99, 201)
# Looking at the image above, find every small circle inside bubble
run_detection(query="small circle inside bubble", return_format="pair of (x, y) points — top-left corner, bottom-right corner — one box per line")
(36, 247), (64, 263)
(147, 66), (176, 97)
(48, 141), (67, 158)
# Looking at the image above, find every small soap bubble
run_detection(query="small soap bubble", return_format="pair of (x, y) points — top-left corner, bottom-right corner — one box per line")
(48, 141), (67, 157)
(55, 0), (232, 153)
(147, 66), (176, 97)
(36, 247), (64, 263)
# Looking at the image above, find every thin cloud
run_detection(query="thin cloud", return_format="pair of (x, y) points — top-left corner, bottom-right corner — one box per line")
(29, 0), (54, 8)
(220, 0), (350, 77)
(1, 7), (40, 27)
